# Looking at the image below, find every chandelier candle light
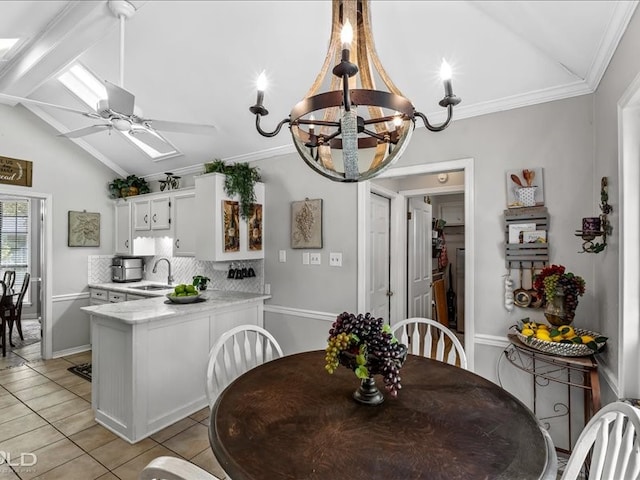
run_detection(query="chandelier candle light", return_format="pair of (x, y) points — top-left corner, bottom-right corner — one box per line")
(250, 0), (461, 182)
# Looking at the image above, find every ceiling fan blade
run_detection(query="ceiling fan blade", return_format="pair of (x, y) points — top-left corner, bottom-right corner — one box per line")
(0, 92), (100, 119)
(59, 125), (112, 138)
(105, 80), (135, 116)
(129, 128), (177, 153)
(142, 119), (216, 135)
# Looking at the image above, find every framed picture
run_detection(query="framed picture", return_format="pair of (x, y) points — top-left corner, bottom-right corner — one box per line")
(223, 200), (240, 252)
(68, 211), (100, 247)
(291, 198), (322, 249)
(506, 168), (545, 208)
(248, 203), (263, 251)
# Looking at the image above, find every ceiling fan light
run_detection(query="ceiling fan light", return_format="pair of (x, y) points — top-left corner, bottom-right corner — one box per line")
(112, 118), (131, 131)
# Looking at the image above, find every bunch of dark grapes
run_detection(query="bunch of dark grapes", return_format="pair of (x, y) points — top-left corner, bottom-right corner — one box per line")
(326, 312), (406, 398)
(557, 273), (585, 321)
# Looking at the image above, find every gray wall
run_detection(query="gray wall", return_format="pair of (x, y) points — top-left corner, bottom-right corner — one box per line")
(0, 104), (117, 353)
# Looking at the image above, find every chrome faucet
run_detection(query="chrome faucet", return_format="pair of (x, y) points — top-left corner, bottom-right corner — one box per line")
(152, 257), (174, 285)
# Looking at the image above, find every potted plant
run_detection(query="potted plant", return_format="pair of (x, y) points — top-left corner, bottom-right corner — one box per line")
(204, 160), (261, 220)
(108, 174), (151, 199)
(192, 275), (211, 291)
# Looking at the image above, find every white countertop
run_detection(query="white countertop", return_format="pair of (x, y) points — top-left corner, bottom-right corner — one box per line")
(89, 281), (175, 297)
(83, 286), (270, 324)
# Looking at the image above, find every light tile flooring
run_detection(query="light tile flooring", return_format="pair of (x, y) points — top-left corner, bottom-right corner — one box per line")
(0, 343), (226, 479)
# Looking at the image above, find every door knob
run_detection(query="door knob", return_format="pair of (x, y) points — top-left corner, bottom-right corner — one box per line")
(386, 291), (394, 296)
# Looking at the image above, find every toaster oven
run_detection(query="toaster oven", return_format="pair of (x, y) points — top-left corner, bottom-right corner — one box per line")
(111, 257), (144, 283)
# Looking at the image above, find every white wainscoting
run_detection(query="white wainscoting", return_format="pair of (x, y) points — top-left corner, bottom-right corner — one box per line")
(52, 292), (91, 357)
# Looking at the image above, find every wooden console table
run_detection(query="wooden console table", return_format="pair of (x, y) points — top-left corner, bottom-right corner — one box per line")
(505, 333), (601, 453)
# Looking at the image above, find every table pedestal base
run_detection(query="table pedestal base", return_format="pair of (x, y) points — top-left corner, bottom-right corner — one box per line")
(353, 377), (384, 405)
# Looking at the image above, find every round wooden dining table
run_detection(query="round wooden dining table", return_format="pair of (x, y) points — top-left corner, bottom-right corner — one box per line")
(209, 351), (553, 480)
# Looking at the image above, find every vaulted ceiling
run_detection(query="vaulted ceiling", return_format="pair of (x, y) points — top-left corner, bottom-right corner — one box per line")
(0, 1), (637, 180)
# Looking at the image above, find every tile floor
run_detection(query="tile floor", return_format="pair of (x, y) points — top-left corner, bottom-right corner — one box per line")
(0, 343), (226, 479)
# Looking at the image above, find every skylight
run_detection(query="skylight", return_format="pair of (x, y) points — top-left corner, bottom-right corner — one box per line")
(58, 63), (180, 160)
(0, 38), (19, 60)
(58, 64), (106, 110)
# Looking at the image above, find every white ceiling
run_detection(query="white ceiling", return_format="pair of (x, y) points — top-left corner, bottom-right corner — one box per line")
(0, 0), (637, 180)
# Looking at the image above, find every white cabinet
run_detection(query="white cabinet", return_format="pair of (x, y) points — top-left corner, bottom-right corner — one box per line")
(114, 200), (155, 256)
(115, 203), (132, 255)
(195, 173), (265, 261)
(439, 202), (464, 226)
(90, 288), (109, 305)
(173, 192), (197, 257)
(133, 195), (171, 231)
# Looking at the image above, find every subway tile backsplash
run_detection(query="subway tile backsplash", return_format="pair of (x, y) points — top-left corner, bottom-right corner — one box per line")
(88, 237), (264, 294)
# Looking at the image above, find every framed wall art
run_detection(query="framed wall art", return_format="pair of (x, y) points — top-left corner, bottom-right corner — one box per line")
(291, 198), (323, 249)
(223, 200), (240, 252)
(248, 203), (263, 251)
(68, 211), (100, 247)
(506, 167), (545, 208)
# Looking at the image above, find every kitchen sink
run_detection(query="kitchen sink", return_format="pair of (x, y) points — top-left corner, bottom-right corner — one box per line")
(130, 284), (173, 291)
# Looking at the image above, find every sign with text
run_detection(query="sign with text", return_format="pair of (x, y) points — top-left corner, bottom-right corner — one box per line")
(0, 156), (33, 187)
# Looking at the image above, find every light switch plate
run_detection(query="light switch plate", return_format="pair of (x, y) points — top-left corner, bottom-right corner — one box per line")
(329, 252), (342, 267)
(310, 253), (321, 265)
(302, 252), (310, 265)
(279, 250), (286, 262)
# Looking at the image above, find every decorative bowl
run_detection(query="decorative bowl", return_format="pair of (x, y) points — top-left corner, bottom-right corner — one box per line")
(514, 327), (606, 357)
(165, 293), (202, 304)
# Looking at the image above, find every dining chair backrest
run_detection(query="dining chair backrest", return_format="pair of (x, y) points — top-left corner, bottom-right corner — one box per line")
(560, 401), (640, 480)
(392, 317), (467, 369)
(16, 272), (30, 304)
(139, 456), (221, 480)
(205, 324), (283, 408)
(2, 271), (15, 290)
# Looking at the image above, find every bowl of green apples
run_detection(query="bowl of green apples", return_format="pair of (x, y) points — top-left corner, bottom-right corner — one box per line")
(166, 283), (202, 304)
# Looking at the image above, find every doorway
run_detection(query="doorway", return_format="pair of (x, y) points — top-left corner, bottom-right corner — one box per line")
(357, 158), (475, 369)
(0, 187), (52, 361)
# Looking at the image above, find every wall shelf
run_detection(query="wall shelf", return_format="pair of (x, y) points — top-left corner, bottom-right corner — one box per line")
(504, 206), (550, 269)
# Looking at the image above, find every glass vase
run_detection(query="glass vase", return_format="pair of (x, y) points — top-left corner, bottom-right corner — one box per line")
(544, 288), (571, 326)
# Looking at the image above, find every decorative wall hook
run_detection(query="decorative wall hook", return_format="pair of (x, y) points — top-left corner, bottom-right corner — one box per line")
(575, 176), (613, 253)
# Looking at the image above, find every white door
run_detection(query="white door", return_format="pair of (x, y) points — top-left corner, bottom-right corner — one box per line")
(407, 197), (432, 318)
(368, 193), (391, 322)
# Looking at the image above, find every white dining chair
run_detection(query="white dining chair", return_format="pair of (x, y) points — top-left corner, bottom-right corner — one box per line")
(560, 401), (640, 480)
(139, 456), (221, 480)
(205, 324), (283, 408)
(392, 317), (467, 369)
(539, 426), (559, 480)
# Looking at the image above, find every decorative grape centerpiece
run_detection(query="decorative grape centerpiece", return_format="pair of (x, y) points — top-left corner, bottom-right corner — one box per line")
(325, 312), (407, 405)
(533, 264), (585, 325)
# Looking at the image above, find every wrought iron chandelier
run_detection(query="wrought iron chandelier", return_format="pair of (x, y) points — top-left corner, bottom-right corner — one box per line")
(250, 0), (461, 182)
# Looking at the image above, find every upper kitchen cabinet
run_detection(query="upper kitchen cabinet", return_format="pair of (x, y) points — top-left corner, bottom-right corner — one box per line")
(133, 195), (171, 232)
(173, 191), (197, 257)
(114, 201), (155, 256)
(195, 173), (265, 261)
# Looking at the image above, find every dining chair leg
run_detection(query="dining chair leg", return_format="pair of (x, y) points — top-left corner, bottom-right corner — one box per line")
(1, 317), (6, 357)
(15, 315), (23, 341)
(8, 316), (15, 348)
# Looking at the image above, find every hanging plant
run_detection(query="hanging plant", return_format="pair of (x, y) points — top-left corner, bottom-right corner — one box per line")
(204, 160), (261, 220)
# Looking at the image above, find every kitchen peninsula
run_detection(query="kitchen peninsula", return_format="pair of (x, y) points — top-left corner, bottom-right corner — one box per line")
(81, 289), (270, 443)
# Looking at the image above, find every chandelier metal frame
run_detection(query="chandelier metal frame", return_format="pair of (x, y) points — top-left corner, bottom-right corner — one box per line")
(250, 0), (461, 182)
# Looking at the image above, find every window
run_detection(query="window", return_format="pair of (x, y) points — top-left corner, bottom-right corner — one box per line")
(0, 198), (30, 302)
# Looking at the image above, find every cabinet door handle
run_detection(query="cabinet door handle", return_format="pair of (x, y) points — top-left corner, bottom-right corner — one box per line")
(175, 239), (180, 248)
(125, 240), (129, 248)
(152, 214), (157, 223)
(144, 214), (148, 224)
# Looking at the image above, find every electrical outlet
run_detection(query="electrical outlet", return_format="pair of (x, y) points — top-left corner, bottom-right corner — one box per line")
(264, 283), (271, 294)
(302, 252), (310, 265)
(310, 253), (321, 265)
(329, 252), (342, 267)
(279, 250), (286, 262)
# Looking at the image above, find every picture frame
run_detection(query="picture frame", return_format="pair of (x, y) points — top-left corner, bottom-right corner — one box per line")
(506, 167), (545, 208)
(248, 203), (263, 251)
(223, 200), (240, 252)
(68, 211), (100, 247)
(291, 198), (323, 249)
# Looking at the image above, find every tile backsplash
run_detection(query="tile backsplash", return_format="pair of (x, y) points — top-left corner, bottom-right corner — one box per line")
(88, 238), (264, 294)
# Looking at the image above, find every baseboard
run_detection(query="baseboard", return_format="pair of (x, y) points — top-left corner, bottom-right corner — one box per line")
(52, 344), (91, 359)
(264, 304), (337, 322)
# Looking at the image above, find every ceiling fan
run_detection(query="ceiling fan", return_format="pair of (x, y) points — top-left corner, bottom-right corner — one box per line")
(0, 0), (215, 141)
